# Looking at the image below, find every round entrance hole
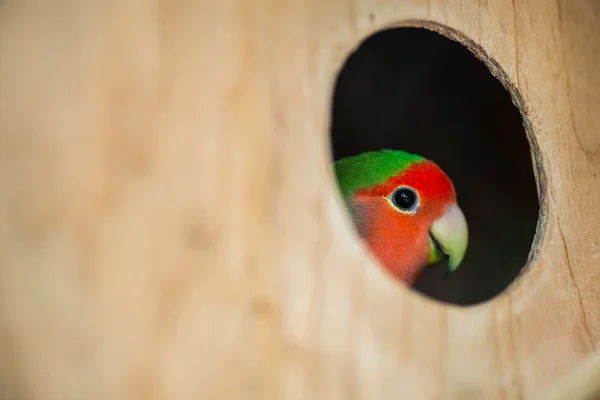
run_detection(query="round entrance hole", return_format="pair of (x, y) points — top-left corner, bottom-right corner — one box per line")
(330, 27), (540, 305)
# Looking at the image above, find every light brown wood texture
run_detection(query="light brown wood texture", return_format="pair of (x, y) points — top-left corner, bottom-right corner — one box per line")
(0, 1), (599, 399)
(532, 346), (600, 400)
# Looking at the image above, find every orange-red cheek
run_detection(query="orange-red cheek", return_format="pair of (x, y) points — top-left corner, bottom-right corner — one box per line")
(351, 196), (432, 283)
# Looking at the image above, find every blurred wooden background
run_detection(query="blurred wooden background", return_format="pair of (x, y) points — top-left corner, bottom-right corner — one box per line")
(0, 0), (599, 399)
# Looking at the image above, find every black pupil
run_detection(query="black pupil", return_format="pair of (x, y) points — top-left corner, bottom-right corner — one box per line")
(393, 188), (416, 210)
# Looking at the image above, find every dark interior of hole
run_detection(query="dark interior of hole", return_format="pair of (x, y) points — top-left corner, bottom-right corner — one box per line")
(330, 28), (539, 305)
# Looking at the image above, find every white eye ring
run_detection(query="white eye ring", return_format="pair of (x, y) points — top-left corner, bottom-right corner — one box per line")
(388, 186), (420, 214)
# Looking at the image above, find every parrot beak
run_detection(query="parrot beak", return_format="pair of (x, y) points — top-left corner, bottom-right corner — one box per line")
(427, 204), (469, 276)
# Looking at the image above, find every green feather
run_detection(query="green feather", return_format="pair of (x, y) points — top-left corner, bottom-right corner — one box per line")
(334, 149), (425, 204)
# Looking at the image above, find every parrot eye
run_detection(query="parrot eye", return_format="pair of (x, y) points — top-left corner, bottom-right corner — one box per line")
(390, 187), (419, 213)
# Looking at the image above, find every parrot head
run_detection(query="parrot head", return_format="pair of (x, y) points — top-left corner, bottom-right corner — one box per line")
(334, 149), (468, 286)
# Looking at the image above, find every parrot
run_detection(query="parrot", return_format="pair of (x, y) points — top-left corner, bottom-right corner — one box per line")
(334, 149), (469, 286)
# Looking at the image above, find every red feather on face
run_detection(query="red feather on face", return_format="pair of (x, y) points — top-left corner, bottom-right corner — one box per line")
(349, 160), (460, 285)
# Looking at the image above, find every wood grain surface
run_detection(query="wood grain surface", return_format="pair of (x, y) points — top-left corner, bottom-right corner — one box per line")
(0, 0), (598, 399)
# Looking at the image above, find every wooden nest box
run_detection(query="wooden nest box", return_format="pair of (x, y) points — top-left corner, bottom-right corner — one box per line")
(0, 1), (599, 399)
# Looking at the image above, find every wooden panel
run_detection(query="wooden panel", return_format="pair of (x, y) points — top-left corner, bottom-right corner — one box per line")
(0, 0), (598, 399)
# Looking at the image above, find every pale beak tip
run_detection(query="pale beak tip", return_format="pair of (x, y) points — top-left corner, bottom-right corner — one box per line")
(447, 255), (463, 274)
(431, 204), (469, 276)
